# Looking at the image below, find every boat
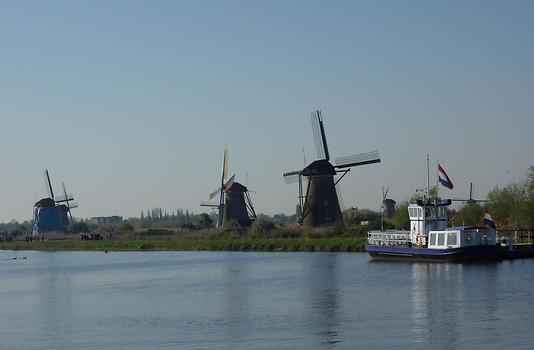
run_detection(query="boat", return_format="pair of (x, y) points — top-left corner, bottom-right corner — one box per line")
(366, 199), (504, 262)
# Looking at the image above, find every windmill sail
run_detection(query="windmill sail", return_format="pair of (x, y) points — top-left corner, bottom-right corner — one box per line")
(335, 151), (381, 169)
(283, 173), (301, 184)
(209, 186), (222, 200)
(311, 110), (330, 161)
(55, 193), (74, 202)
(44, 170), (54, 200)
(224, 174), (236, 191)
(222, 148), (229, 181)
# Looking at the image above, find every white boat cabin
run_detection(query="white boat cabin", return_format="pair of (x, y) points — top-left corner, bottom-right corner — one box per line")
(409, 201), (496, 249)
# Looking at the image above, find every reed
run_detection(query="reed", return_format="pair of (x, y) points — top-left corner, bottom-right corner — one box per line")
(0, 237), (367, 252)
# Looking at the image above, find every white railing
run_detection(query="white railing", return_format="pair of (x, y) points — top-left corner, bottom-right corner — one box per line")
(368, 230), (411, 247)
(497, 230), (533, 246)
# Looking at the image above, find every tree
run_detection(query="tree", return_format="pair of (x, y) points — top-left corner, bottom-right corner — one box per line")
(410, 186), (439, 203)
(487, 183), (528, 228)
(198, 213), (213, 228)
(116, 221), (133, 233)
(453, 202), (484, 227)
(392, 204), (410, 229)
(251, 215), (275, 234)
(485, 166), (534, 229)
(136, 218), (152, 229)
(272, 213), (288, 225)
(343, 207), (379, 225)
(69, 221), (89, 233)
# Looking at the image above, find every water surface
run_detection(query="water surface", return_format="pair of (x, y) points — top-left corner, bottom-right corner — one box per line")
(1, 251), (533, 349)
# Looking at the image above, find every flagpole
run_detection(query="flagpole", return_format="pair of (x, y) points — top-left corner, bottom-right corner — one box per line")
(435, 160), (439, 231)
(426, 154), (430, 200)
(436, 160), (439, 202)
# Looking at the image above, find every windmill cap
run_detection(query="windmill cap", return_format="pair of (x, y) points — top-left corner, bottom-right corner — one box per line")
(303, 160), (336, 176)
(35, 198), (55, 208)
(225, 182), (248, 193)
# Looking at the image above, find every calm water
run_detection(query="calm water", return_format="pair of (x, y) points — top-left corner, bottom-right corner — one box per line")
(1, 250), (534, 349)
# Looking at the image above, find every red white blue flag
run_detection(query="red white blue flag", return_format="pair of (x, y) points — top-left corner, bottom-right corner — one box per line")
(438, 163), (454, 189)
(484, 208), (496, 230)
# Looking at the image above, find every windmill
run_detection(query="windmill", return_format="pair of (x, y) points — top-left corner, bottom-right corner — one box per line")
(201, 149), (257, 227)
(55, 182), (79, 223)
(379, 186), (389, 231)
(452, 182), (488, 204)
(283, 110), (381, 227)
(33, 170), (78, 234)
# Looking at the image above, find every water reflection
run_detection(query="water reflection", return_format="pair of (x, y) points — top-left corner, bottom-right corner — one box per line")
(303, 253), (340, 347)
(411, 263), (461, 349)
(222, 253), (251, 346)
(460, 263), (500, 345)
(38, 253), (74, 348)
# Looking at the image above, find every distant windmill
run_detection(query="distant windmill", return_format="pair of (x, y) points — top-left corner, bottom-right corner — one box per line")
(33, 170), (78, 234)
(55, 182), (79, 223)
(379, 186), (389, 231)
(201, 149), (256, 227)
(283, 110), (381, 227)
(452, 182), (487, 204)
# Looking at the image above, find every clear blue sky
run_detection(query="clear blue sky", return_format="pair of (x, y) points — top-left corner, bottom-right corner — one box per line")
(1, 0), (533, 222)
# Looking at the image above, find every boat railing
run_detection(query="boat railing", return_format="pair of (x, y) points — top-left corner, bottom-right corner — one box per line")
(497, 230), (534, 246)
(367, 230), (411, 247)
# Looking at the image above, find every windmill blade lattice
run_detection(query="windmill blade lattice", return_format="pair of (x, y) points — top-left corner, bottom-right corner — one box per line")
(44, 170), (54, 200)
(209, 187), (222, 200)
(311, 110), (330, 161)
(224, 174), (236, 191)
(335, 151), (381, 169)
(222, 149), (229, 181)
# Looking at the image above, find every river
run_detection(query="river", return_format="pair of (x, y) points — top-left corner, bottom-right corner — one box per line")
(1, 250), (533, 349)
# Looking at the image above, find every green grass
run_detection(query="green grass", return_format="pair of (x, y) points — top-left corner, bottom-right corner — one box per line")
(0, 237), (367, 253)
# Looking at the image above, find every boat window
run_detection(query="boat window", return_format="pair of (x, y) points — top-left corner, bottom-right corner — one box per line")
(447, 232), (458, 246)
(437, 233), (446, 246)
(430, 233), (437, 246)
(409, 208), (414, 218)
(418, 208), (423, 219)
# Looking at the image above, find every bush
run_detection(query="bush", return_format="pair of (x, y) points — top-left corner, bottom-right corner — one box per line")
(250, 216), (275, 235)
(69, 222), (89, 233)
(115, 221), (134, 233)
(198, 213), (214, 229)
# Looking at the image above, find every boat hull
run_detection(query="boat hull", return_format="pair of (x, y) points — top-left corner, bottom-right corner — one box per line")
(365, 244), (504, 262)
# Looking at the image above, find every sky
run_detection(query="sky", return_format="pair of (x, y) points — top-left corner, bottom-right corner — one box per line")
(1, 0), (533, 222)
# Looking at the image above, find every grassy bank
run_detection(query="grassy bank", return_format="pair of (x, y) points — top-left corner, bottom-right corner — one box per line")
(0, 237), (367, 253)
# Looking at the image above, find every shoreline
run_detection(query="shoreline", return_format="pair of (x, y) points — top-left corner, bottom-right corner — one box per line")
(0, 237), (367, 253)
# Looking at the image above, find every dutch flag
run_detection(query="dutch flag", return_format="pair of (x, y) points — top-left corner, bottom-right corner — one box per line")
(484, 209), (496, 230)
(437, 163), (454, 190)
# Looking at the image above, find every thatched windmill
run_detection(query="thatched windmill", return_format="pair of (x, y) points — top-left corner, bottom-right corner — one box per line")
(283, 110), (381, 227)
(33, 170), (78, 234)
(201, 149), (256, 227)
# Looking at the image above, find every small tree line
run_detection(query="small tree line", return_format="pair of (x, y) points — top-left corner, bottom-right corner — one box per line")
(391, 166), (534, 230)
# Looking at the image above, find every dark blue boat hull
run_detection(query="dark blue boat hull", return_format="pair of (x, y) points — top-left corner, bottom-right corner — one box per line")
(365, 245), (504, 262)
